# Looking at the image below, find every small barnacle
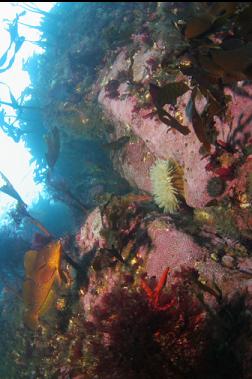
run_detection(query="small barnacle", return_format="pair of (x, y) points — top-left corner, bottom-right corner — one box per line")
(79, 288), (86, 296)
(238, 193), (250, 208)
(194, 209), (214, 225)
(81, 116), (89, 124)
(218, 152), (235, 168)
(177, 19), (186, 25)
(145, 92), (151, 102)
(172, 8), (179, 15)
(210, 252), (219, 262)
(175, 110), (184, 124)
(142, 151), (152, 163)
(179, 58), (192, 68)
(56, 297), (66, 311)
(198, 275), (207, 286)
(100, 76), (109, 87)
(130, 257), (138, 265)
(124, 122), (131, 131)
(96, 286), (104, 294)
(152, 219), (170, 231)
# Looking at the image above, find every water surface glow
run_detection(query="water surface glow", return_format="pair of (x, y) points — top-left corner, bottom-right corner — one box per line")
(0, 2), (54, 218)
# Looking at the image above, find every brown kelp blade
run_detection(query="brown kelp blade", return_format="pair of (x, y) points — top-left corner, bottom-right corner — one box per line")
(0, 170), (27, 206)
(158, 108), (190, 136)
(0, 171), (52, 236)
(149, 82), (190, 108)
(185, 2), (237, 40)
(210, 42), (252, 80)
(45, 127), (60, 169)
(190, 87), (211, 152)
(149, 82), (190, 135)
(185, 13), (215, 39)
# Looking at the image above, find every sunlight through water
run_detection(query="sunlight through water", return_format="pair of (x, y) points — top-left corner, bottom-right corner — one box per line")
(0, 2), (55, 218)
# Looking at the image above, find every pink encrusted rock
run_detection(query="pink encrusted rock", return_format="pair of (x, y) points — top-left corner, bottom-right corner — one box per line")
(195, 258), (247, 300)
(131, 32), (152, 46)
(79, 205), (252, 317)
(227, 157), (252, 235)
(99, 86), (214, 208)
(235, 157), (252, 195)
(132, 47), (160, 83)
(215, 82), (252, 145)
(82, 267), (122, 320)
(99, 56), (214, 208)
(238, 257), (252, 273)
(194, 251), (252, 309)
(100, 48), (130, 84)
(145, 219), (206, 277)
(144, 218), (252, 303)
(76, 207), (105, 256)
(99, 47), (252, 209)
(114, 138), (155, 191)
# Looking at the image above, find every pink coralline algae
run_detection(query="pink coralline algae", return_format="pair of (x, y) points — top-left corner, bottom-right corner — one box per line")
(216, 83), (252, 147)
(76, 207), (106, 256)
(132, 48), (160, 83)
(131, 32), (152, 46)
(115, 138), (156, 192)
(146, 219), (206, 277)
(98, 66), (214, 208)
(139, 217), (252, 306)
(98, 44), (252, 210)
(233, 157), (252, 199)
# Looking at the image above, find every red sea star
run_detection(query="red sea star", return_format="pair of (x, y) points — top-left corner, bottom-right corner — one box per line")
(141, 267), (177, 311)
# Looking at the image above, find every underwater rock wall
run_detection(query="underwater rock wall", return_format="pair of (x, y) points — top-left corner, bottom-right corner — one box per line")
(98, 45), (252, 210)
(75, 190), (252, 378)
(4, 3), (252, 378)
(77, 4), (252, 376)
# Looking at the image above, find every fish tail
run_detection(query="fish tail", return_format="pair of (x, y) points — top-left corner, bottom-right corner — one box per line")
(24, 311), (39, 330)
